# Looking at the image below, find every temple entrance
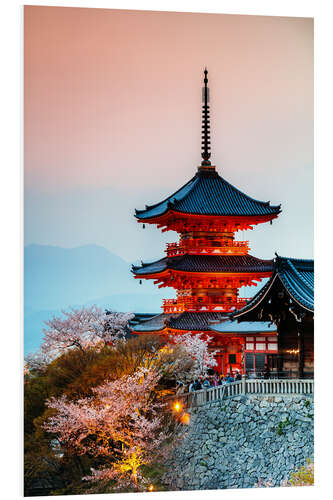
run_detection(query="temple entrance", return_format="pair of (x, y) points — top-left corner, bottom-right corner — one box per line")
(223, 352), (242, 375)
(222, 341), (243, 375)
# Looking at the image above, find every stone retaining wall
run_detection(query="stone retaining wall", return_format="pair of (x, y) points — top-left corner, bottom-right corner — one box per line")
(163, 394), (314, 490)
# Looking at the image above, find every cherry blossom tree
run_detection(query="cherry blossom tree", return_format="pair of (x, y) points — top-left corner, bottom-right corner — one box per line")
(24, 349), (53, 375)
(44, 367), (169, 491)
(41, 306), (134, 359)
(171, 332), (217, 382)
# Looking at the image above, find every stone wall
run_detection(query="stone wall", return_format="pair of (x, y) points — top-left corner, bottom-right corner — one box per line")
(163, 394), (314, 490)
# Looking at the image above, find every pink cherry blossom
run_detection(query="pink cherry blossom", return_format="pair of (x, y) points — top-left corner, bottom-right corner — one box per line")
(171, 331), (217, 381)
(44, 367), (169, 490)
(40, 305), (133, 359)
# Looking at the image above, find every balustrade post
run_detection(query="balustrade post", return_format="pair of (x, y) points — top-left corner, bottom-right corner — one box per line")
(242, 374), (246, 395)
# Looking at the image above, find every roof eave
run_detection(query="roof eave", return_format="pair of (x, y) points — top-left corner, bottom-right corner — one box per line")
(135, 209), (281, 222)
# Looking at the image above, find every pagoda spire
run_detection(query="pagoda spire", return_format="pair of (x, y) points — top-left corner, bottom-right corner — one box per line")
(201, 68), (212, 167)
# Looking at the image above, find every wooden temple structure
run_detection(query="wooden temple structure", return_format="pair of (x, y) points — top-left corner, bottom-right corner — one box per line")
(130, 69), (285, 375)
(228, 256), (314, 378)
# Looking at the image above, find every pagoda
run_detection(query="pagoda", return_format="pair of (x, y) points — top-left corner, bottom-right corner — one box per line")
(131, 69), (281, 375)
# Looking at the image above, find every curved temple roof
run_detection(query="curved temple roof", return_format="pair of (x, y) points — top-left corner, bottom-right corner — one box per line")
(130, 313), (277, 334)
(130, 311), (228, 333)
(135, 169), (281, 220)
(132, 254), (273, 276)
(231, 256), (314, 316)
(130, 313), (166, 333)
(275, 256), (313, 311)
(209, 320), (277, 334)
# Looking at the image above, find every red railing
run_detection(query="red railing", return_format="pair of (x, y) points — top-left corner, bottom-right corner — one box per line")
(162, 296), (249, 314)
(166, 240), (249, 257)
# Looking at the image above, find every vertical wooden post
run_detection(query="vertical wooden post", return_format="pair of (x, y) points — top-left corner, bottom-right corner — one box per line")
(298, 327), (304, 379)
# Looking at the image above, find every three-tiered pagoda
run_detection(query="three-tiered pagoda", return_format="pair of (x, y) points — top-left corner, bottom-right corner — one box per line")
(131, 69), (281, 374)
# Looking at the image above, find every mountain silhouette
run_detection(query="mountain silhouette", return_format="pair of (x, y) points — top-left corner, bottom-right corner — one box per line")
(24, 244), (171, 354)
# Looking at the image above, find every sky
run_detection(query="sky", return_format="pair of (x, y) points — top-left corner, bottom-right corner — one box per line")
(24, 6), (313, 265)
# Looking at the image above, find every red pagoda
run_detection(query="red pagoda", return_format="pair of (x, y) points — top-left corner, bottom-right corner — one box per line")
(131, 69), (281, 375)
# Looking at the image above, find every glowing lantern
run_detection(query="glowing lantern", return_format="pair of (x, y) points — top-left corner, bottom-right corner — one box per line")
(148, 484), (154, 492)
(172, 401), (182, 413)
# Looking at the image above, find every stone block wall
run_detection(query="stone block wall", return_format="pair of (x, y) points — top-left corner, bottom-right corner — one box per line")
(163, 394), (314, 490)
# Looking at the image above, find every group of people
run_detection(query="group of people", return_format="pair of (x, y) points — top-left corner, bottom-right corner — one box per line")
(176, 368), (243, 394)
(176, 364), (272, 393)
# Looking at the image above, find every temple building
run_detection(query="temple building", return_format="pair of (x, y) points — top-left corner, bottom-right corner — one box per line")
(130, 69), (282, 375)
(226, 255), (314, 378)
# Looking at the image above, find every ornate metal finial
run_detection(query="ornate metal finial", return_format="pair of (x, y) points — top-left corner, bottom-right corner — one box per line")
(201, 68), (211, 166)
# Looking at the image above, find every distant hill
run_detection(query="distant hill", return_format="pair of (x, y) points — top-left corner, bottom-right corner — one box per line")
(25, 244), (137, 310)
(24, 244), (171, 354)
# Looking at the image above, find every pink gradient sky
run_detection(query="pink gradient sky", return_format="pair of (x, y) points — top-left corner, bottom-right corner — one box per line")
(24, 6), (313, 264)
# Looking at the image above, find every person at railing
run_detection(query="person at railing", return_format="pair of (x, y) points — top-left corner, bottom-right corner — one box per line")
(262, 364), (271, 379)
(191, 379), (202, 391)
(224, 373), (235, 384)
(202, 377), (212, 389)
(234, 369), (242, 381)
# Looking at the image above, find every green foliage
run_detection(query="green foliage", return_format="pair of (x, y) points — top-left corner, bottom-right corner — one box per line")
(304, 399), (310, 408)
(140, 464), (169, 492)
(276, 417), (291, 436)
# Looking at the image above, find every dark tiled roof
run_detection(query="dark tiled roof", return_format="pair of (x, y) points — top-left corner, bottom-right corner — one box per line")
(135, 170), (281, 220)
(130, 313), (159, 327)
(130, 312), (227, 332)
(231, 256), (314, 317)
(130, 313), (166, 332)
(209, 320), (277, 334)
(132, 254), (273, 276)
(130, 312), (278, 334)
(276, 256), (313, 311)
(229, 279), (272, 317)
(167, 312), (227, 331)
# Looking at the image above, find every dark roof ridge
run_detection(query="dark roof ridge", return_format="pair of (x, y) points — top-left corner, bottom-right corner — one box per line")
(132, 253), (274, 276)
(275, 259), (313, 311)
(230, 254), (314, 318)
(275, 255), (314, 265)
(131, 256), (167, 271)
(135, 253), (273, 267)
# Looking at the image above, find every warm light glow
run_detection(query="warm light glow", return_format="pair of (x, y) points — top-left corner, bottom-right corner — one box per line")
(148, 484), (154, 492)
(180, 412), (190, 425)
(172, 401), (182, 413)
(159, 346), (173, 354)
(105, 404), (110, 409)
(286, 349), (300, 355)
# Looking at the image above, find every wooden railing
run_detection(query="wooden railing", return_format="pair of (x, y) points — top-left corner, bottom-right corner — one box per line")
(163, 296), (249, 314)
(166, 240), (249, 257)
(170, 378), (314, 408)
